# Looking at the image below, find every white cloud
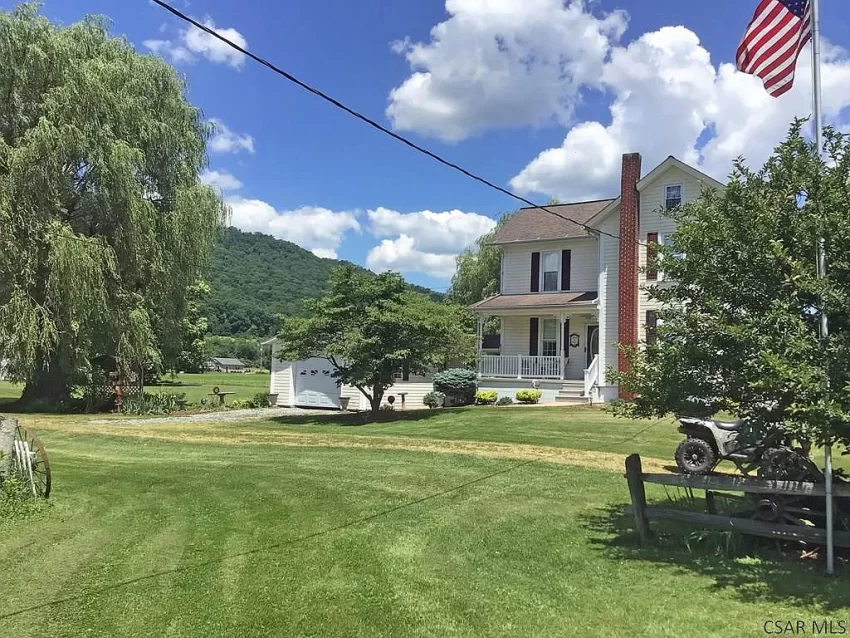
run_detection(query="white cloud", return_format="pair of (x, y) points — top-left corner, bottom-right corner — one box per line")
(510, 28), (850, 201)
(225, 196), (360, 259)
(367, 207), (496, 253)
(365, 207), (496, 278)
(386, 0), (628, 142)
(144, 18), (247, 68)
(367, 235), (460, 280)
(200, 169), (242, 191)
(208, 118), (255, 154)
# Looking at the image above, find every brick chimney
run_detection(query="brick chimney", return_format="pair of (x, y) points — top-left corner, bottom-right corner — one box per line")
(617, 152), (641, 399)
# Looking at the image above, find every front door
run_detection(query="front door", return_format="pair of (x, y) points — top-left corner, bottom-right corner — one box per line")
(586, 325), (599, 367)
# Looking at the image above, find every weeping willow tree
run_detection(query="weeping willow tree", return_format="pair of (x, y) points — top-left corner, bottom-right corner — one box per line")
(0, 5), (227, 403)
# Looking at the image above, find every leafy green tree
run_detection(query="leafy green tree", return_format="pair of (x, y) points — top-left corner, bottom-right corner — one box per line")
(173, 282), (211, 373)
(447, 211), (515, 306)
(277, 265), (473, 413)
(611, 123), (850, 448)
(0, 5), (226, 402)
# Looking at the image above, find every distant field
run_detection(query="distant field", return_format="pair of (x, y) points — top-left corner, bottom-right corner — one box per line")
(0, 379), (22, 403)
(0, 373), (269, 408)
(148, 372), (270, 404)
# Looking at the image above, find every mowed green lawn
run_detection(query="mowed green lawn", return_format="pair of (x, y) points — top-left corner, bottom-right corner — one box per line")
(2, 407), (850, 637)
(0, 373), (269, 408)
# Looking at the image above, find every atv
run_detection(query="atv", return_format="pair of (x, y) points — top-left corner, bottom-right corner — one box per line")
(674, 416), (819, 480)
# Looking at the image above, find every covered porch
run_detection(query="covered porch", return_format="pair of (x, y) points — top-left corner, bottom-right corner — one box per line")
(471, 292), (601, 392)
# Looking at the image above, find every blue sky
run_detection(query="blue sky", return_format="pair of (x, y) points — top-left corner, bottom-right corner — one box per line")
(12, 0), (850, 291)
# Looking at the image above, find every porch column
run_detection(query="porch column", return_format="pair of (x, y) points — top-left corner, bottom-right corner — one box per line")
(476, 316), (484, 377)
(559, 314), (566, 380)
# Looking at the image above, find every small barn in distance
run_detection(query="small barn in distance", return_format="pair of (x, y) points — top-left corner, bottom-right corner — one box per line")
(209, 357), (247, 373)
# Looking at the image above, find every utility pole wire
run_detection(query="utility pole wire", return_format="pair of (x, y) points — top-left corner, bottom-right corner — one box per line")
(148, 0), (633, 244)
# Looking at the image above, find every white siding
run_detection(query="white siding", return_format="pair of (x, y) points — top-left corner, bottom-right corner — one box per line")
(501, 316), (530, 356)
(342, 378), (434, 410)
(500, 238), (599, 295)
(502, 247), (531, 295)
(598, 211), (620, 385)
(637, 165), (711, 339)
(595, 165), (718, 387)
(269, 343), (292, 406)
(384, 380), (434, 410)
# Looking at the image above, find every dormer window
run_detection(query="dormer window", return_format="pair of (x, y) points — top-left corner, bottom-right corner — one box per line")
(665, 184), (683, 210)
(541, 251), (559, 291)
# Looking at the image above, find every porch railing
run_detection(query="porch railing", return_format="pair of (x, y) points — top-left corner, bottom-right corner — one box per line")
(477, 355), (564, 379)
(584, 354), (600, 398)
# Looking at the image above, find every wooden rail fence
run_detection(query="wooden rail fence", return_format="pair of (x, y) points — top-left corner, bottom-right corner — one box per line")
(624, 453), (850, 548)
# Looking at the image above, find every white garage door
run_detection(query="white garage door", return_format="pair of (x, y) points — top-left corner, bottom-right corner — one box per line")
(294, 358), (340, 408)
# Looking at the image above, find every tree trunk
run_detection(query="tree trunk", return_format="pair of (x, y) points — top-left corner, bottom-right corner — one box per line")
(370, 388), (385, 414)
(19, 357), (72, 407)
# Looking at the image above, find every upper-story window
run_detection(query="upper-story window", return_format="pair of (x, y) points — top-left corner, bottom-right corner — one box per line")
(665, 184), (683, 210)
(541, 251), (559, 291)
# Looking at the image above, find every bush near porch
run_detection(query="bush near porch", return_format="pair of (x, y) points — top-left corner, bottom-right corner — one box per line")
(433, 369), (477, 406)
(516, 389), (543, 404)
(474, 390), (498, 405)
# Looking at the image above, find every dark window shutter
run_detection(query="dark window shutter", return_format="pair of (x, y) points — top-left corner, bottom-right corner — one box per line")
(563, 319), (570, 353)
(529, 318), (539, 356)
(646, 233), (659, 280)
(530, 252), (540, 292)
(561, 250), (571, 291)
(645, 310), (658, 345)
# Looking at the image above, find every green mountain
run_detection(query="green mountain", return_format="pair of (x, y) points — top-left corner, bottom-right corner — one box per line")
(205, 227), (442, 337)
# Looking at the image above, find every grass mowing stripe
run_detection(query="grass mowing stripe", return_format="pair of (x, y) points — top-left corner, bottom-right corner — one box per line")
(0, 457), (536, 621)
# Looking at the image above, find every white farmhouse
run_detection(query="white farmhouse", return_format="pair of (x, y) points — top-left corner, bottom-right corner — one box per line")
(265, 152), (723, 409)
(471, 153), (723, 404)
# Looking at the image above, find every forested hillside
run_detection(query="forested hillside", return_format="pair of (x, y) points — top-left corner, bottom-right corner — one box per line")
(206, 227), (441, 336)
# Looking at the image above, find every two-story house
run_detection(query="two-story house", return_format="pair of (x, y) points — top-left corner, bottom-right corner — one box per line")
(471, 153), (724, 404)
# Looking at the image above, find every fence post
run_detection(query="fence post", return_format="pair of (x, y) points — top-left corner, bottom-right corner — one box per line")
(625, 453), (651, 545)
(0, 417), (17, 477)
(705, 491), (717, 515)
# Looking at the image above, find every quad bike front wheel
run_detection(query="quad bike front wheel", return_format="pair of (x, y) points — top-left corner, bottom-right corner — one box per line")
(675, 437), (717, 475)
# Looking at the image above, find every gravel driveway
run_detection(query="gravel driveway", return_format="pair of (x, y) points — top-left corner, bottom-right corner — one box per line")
(89, 406), (337, 426)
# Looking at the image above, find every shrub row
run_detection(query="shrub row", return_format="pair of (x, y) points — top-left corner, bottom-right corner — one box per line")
(422, 369), (543, 408)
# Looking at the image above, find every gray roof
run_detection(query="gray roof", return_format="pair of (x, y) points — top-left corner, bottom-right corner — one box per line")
(490, 200), (614, 245)
(470, 291), (598, 311)
(212, 357), (246, 366)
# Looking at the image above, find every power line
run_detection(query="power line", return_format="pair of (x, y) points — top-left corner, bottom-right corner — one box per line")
(148, 0), (635, 245)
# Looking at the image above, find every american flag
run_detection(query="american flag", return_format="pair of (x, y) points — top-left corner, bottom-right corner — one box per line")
(737, 0), (812, 97)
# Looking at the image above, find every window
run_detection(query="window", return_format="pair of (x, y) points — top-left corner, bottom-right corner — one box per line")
(541, 318), (558, 357)
(645, 310), (658, 345)
(665, 184), (682, 210)
(542, 251), (559, 292)
(646, 232), (659, 280)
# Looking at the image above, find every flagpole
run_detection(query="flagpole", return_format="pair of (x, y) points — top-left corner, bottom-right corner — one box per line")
(810, 0), (834, 576)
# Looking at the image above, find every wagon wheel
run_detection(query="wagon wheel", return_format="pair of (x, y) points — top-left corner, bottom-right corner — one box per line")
(757, 447), (822, 483)
(12, 425), (51, 499)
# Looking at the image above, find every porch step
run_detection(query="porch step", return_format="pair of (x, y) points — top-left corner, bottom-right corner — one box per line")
(555, 381), (590, 404)
(555, 396), (591, 405)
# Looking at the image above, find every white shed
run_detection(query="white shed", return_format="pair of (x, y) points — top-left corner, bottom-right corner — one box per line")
(264, 340), (342, 409)
(263, 339), (434, 411)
